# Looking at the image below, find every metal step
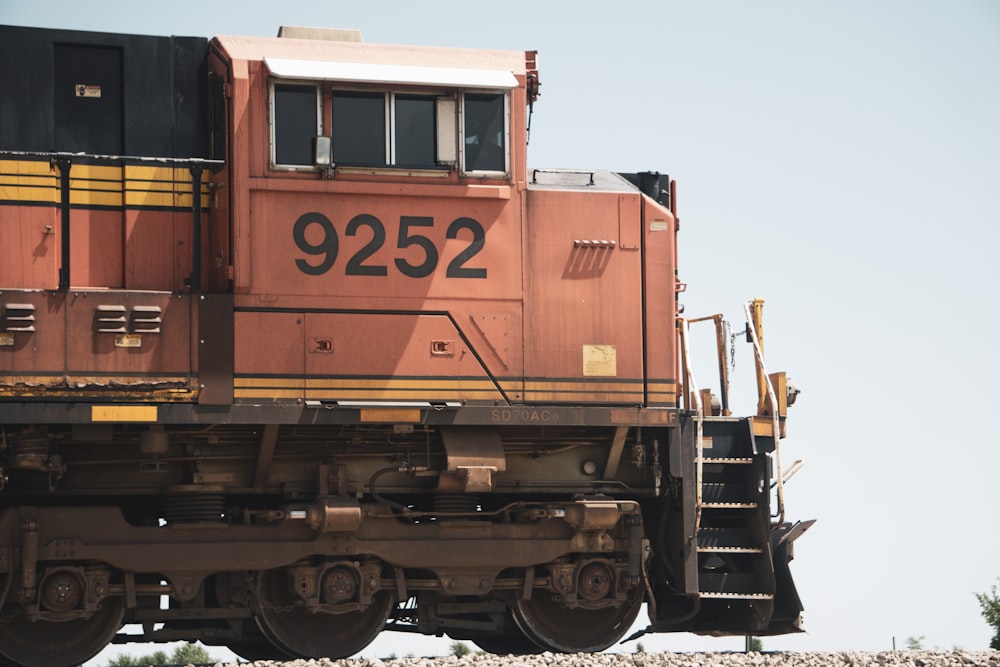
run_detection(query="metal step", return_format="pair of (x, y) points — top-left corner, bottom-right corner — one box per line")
(701, 482), (754, 504)
(699, 592), (775, 600)
(699, 572), (768, 596)
(698, 527), (755, 548)
(698, 546), (763, 554)
(697, 457), (753, 464)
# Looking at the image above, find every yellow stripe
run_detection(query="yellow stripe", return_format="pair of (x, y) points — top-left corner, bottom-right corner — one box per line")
(304, 378), (496, 390)
(1, 159), (209, 210)
(91, 405), (158, 422)
(72, 178), (122, 193)
(234, 377), (303, 388)
(360, 408), (422, 423)
(0, 185), (57, 203)
(0, 159), (54, 176)
(238, 377), (498, 390)
(235, 376), (505, 401)
(525, 380), (644, 392)
(69, 164), (121, 180)
(305, 389), (501, 400)
(1, 174), (56, 188)
(234, 389), (304, 399)
(524, 392), (645, 402)
(70, 190), (123, 206)
(0, 161), (59, 203)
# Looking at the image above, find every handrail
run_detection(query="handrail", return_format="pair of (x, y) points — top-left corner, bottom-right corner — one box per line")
(677, 318), (705, 542)
(685, 313), (731, 416)
(743, 299), (785, 526)
(0, 149), (223, 167)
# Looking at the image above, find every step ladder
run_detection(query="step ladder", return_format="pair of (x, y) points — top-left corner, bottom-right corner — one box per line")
(694, 419), (776, 602)
(678, 306), (784, 611)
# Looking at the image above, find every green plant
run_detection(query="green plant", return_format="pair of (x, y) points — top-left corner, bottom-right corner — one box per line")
(976, 578), (1000, 650)
(107, 650), (168, 667)
(105, 643), (214, 667)
(450, 641), (471, 657)
(904, 635), (925, 650)
(745, 636), (763, 652)
(170, 643), (214, 664)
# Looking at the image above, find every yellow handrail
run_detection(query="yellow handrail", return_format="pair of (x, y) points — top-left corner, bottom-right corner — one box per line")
(743, 299), (785, 526)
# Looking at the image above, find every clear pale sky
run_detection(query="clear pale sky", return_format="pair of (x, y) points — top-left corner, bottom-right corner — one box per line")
(3, 0), (999, 662)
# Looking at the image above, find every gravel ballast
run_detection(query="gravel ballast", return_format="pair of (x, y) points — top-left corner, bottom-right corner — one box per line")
(209, 651), (999, 667)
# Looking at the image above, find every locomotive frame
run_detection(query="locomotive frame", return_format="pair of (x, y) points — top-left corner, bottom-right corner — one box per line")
(0, 24), (810, 666)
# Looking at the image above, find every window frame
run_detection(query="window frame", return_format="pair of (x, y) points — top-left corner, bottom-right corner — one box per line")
(330, 88), (391, 167)
(268, 79), (323, 170)
(389, 92), (439, 169)
(459, 90), (510, 178)
(330, 86), (446, 171)
(267, 77), (512, 179)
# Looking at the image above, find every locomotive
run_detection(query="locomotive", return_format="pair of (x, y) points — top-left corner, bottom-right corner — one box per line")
(0, 24), (811, 666)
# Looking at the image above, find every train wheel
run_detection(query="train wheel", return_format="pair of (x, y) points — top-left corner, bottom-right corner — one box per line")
(253, 568), (393, 659)
(225, 624), (292, 661)
(512, 590), (642, 653)
(0, 597), (124, 667)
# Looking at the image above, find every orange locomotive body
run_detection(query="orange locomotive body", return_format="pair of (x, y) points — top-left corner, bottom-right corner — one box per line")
(0, 25), (809, 666)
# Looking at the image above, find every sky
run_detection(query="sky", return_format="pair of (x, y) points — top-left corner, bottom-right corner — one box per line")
(3, 0), (1000, 662)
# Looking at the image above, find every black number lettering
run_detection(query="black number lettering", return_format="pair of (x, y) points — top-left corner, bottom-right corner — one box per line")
(345, 214), (388, 276)
(293, 212), (338, 275)
(395, 216), (439, 278)
(446, 217), (487, 278)
(293, 213), (487, 279)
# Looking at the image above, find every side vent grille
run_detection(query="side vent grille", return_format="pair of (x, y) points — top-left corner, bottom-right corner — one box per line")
(95, 305), (164, 334)
(95, 305), (128, 333)
(2, 303), (36, 332)
(130, 306), (162, 333)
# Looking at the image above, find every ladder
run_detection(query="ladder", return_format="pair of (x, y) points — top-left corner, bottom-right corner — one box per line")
(678, 303), (786, 609)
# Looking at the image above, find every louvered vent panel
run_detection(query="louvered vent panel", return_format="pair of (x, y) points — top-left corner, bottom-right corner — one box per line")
(2, 303), (36, 332)
(95, 305), (128, 333)
(130, 306), (162, 333)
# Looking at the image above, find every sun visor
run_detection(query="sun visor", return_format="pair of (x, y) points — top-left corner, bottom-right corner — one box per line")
(264, 57), (519, 89)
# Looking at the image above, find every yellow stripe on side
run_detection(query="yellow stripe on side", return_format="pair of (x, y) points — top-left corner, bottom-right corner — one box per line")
(360, 408), (422, 423)
(91, 405), (158, 422)
(0, 159), (55, 176)
(524, 379), (645, 403)
(125, 165), (211, 208)
(0, 159), (210, 210)
(0, 160), (59, 203)
(233, 389), (304, 399)
(304, 378), (497, 390)
(234, 377), (304, 388)
(234, 376), (505, 402)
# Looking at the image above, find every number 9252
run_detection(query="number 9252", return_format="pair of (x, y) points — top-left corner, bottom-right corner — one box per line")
(292, 212), (487, 279)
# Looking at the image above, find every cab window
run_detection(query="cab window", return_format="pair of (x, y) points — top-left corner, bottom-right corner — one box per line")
(272, 83), (320, 167)
(332, 91), (437, 169)
(394, 95), (436, 167)
(332, 91), (386, 166)
(462, 93), (506, 173)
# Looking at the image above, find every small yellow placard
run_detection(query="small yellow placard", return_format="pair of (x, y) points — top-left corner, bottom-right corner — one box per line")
(583, 344), (617, 377)
(360, 408), (421, 423)
(91, 405), (158, 422)
(0, 333), (13, 347)
(115, 334), (142, 348)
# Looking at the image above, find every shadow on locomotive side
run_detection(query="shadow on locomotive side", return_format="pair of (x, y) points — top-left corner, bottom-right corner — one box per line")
(0, 23), (812, 667)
